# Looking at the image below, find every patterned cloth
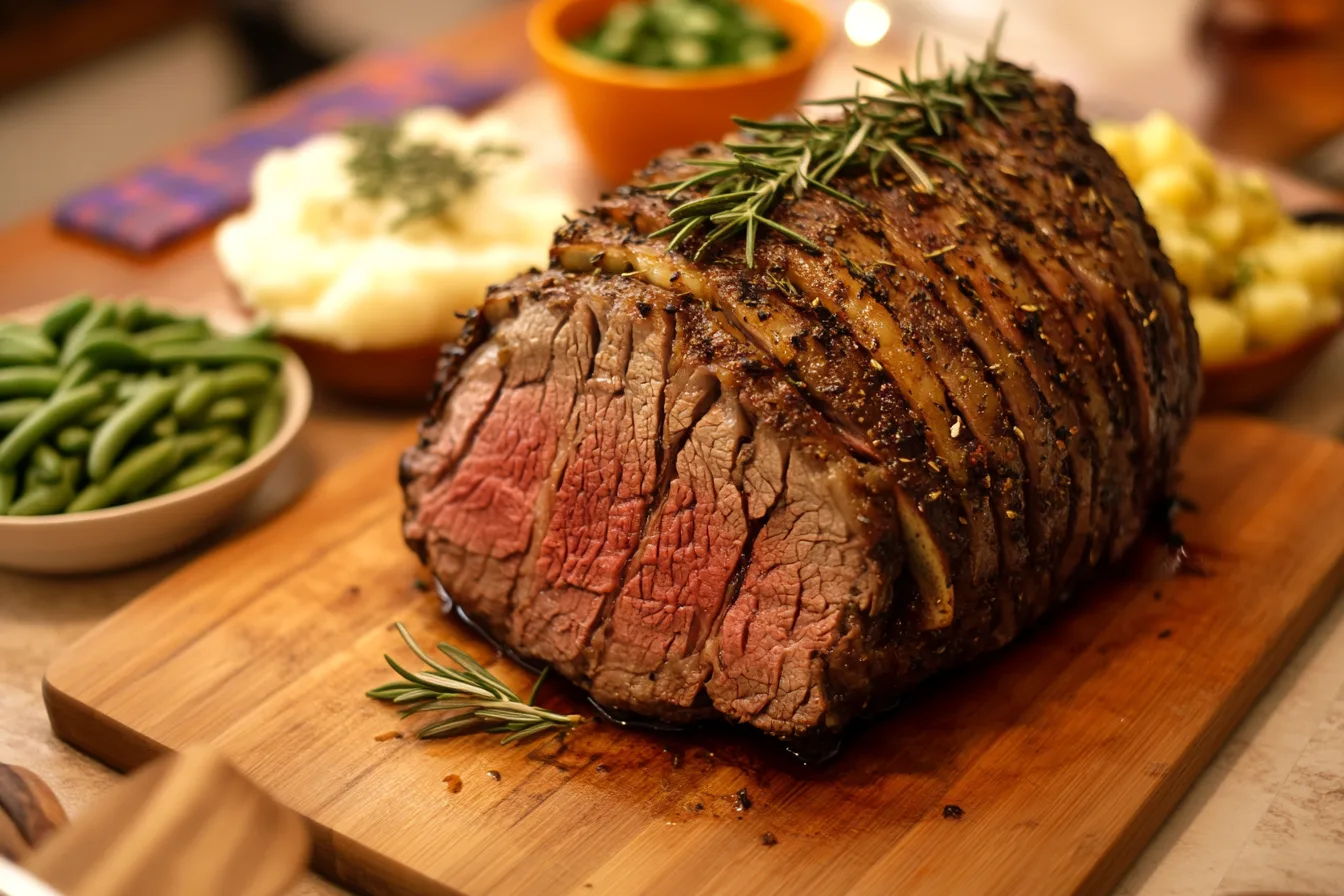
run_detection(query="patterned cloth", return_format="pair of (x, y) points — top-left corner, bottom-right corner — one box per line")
(54, 52), (518, 254)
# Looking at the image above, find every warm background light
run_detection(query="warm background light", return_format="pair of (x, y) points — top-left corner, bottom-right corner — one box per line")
(844, 0), (892, 47)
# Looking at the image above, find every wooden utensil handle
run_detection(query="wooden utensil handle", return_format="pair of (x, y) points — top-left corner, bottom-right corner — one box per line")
(23, 746), (309, 896)
(0, 766), (67, 862)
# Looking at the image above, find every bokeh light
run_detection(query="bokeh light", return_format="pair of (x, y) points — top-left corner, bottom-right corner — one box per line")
(844, 0), (892, 48)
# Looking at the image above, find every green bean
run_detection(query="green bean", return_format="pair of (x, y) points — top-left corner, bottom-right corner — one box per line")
(158, 459), (233, 494)
(118, 300), (149, 332)
(93, 369), (122, 387)
(66, 331), (150, 371)
(56, 358), (95, 393)
(9, 458), (79, 515)
(248, 377), (285, 456)
(235, 318), (275, 341)
(151, 416), (178, 439)
(66, 483), (110, 512)
(40, 295), (93, 342)
(0, 471), (14, 513)
(137, 307), (186, 328)
(0, 335), (57, 366)
(0, 381), (106, 472)
(80, 402), (116, 427)
(202, 432), (246, 465)
(23, 460), (45, 494)
(203, 396), (249, 423)
(172, 372), (216, 420)
(87, 379), (179, 480)
(69, 438), (181, 513)
(0, 399), (43, 431)
(115, 375), (144, 403)
(0, 323), (55, 347)
(214, 363), (273, 397)
(59, 303), (117, 366)
(56, 426), (92, 455)
(147, 340), (286, 368)
(31, 443), (63, 484)
(176, 426), (231, 459)
(0, 366), (61, 398)
(10, 482), (72, 515)
(132, 320), (211, 348)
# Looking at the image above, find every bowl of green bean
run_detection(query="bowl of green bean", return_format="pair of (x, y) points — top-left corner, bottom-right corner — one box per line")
(0, 296), (312, 574)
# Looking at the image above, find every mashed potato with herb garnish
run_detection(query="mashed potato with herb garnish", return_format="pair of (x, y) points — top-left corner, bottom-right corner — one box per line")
(1094, 111), (1344, 361)
(216, 108), (574, 351)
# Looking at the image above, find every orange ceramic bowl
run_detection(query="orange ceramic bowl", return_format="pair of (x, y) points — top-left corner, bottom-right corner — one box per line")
(528, 0), (828, 183)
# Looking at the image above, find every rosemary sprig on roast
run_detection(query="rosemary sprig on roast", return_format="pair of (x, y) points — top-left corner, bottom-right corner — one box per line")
(367, 623), (582, 744)
(343, 120), (519, 228)
(650, 19), (1029, 266)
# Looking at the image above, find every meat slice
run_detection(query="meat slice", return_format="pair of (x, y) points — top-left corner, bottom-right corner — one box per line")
(510, 281), (671, 679)
(708, 442), (892, 737)
(588, 393), (751, 717)
(404, 276), (589, 636)
(402, 68), (1199, 748)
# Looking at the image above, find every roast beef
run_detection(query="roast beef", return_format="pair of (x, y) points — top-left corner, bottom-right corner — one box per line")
(400, 70), (1200, 750)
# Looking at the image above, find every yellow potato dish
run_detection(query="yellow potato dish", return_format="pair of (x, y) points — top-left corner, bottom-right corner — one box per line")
(1094, 112), (1344, 365)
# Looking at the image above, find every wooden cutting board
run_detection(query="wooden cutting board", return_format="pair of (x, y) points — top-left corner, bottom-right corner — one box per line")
(43, 415), (1344, 896)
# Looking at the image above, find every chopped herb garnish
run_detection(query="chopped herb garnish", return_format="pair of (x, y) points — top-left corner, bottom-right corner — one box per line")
(344, 121), (519, 229)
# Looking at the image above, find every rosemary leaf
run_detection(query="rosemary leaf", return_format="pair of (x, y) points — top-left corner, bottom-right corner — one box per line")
(526, 666), (551, 705)
(650, 16), (1027, 266)
(367, 623), (582, 744)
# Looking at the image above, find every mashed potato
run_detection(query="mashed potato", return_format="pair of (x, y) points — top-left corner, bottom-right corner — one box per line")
(216, 108), (574, 351)
(1093, 112), (1344, 361)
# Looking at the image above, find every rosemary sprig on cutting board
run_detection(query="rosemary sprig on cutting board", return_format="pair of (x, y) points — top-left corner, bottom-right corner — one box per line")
(650, 18), (1030, 266)
(367, 623), (581, 744)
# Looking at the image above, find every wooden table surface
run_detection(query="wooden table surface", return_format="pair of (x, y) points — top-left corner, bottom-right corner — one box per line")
(3, 3), (1344, 894)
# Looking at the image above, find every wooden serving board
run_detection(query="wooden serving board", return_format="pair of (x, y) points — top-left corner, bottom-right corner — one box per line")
(43, 415), (1344, 896)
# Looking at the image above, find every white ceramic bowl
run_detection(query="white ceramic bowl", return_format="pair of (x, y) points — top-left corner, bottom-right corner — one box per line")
(0, 355), (311, 574)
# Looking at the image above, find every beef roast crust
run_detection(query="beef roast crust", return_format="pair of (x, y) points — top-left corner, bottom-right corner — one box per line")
(400, 74), (1200, 747)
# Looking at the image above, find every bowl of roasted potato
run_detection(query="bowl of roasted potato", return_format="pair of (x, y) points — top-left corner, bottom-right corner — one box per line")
(1094, 112), (1344, 410)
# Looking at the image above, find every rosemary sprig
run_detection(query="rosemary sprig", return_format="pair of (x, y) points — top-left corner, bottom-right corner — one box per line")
(343, 120), (519, 229)
(367, 623), (582, 745)
(649, 18), (1029, 266)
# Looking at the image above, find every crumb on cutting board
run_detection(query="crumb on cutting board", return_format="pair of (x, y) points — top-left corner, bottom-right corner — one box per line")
(374, 731), (403, 742)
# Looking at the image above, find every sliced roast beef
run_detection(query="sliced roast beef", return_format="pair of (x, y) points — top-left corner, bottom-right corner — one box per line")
(401, 68), (1199, 748)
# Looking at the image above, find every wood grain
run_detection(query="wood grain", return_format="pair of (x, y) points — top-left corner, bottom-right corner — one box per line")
(24, 745), (309, 896)
(37, 414), (1344, 896)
